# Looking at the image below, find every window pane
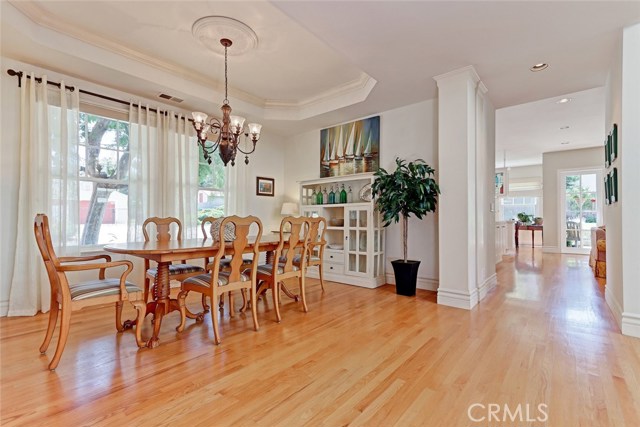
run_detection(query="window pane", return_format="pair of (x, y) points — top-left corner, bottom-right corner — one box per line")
(197, 190), (225, 222)
(79, 181), (128, 245)
(77, 113), (130, 246)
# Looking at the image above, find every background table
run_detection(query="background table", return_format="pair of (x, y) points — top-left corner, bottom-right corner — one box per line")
(515, 223), (543, 248)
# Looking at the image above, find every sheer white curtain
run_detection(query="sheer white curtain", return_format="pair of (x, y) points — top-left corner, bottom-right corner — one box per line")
(8, 74), (80, 316)
(127, 104), (199, 241)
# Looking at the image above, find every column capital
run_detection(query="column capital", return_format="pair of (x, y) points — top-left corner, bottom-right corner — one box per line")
(433, 65), (487, 94)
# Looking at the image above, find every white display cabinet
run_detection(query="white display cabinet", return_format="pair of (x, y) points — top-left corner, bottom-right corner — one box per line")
(299, 173), (385, 288)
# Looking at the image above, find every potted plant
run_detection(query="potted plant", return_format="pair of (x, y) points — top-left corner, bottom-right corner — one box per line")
(372, 158), (440, 296)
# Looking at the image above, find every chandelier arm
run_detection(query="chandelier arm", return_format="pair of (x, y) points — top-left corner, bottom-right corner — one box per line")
(235, 139), (258, 155)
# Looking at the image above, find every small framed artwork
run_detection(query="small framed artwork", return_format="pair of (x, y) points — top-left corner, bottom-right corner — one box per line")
(610, 124), (618, 164)
(605, 175), (610, 205)
(605, 135), (610, 168)
(611, 168), (618, 203)
(256, 176), (275, 197)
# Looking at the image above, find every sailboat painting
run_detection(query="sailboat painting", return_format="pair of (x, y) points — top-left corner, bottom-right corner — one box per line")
(320, 116), (380, 177)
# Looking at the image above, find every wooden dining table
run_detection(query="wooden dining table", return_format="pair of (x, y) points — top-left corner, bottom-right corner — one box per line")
(104, 234), (297, 348)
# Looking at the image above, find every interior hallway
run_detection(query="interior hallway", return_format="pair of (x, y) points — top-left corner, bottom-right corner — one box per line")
(1, 249), (639, 426)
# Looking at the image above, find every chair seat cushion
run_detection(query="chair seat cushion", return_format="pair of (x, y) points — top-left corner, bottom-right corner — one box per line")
(256, 263), (300, 276)
(183, 271), (249, 288)
(70, 279), (141, 301)
(147, 264), (204, 277)
(279, 255), (321, 265)
(207, 258), (253, 271)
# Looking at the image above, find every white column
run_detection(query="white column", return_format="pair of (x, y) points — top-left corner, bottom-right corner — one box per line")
(434, 66), (488, 310)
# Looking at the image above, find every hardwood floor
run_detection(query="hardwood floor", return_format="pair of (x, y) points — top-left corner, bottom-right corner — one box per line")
(1, 249), (639, 426)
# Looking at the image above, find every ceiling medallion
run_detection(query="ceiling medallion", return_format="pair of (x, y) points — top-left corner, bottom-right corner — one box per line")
(192, 16), (258, 56)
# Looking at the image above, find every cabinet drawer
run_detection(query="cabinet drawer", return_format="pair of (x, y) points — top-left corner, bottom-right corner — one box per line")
(323, 261), (343, 274)
(324, 251), (343, 262)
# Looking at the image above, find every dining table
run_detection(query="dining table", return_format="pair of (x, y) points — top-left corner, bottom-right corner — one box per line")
(104, 233), (299, 348)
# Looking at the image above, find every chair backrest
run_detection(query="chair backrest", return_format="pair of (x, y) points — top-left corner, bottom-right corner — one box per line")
(142, 217), (182, 242)
(566, 221), (581, 240)
(307, 217), (327, 259)
(201, 216), (220, 240)
(211, 216), (262, 283)
(277, 216), (310, 273)
(34, 214), (62, 295)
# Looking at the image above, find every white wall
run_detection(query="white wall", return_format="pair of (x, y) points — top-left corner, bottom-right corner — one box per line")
(621, 23), (640, 337)
(476, 90), (497, 295)
(603, 32), (624, 327)
(284, 99), (440, 287)
(0, 57), (285, 315)
(542, 147), (603, 252)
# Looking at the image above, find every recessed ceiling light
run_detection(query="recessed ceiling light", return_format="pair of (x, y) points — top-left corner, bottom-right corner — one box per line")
(530, 63), (549, 72)
(557, 98), (572, 104)
(561, 141), (570, 145)
(560, 126), (570, 130)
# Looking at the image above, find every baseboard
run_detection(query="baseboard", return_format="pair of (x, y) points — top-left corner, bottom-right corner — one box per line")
(542, 246), (561, 253)
(385, 273), (438, 291)
(0, 300), (8, 317)
(478, 273), (497, 301)
(605, 285), (623, 330)
(437, 287), (479, 310)
(622, 312), (640, 338)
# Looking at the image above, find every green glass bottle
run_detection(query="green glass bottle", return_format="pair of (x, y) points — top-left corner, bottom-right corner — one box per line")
(316, 187), (324, 205)
(328, 186), (335, 204)
(340, 184), (347, 204)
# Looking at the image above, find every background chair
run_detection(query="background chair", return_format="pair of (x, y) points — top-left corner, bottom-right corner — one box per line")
(177, 216), (263, 344)
(589, 226), (606, 278)
(34, 214), (145, 370)
(566, 221), (582, 247)
(143, 217), (205, 309)
(291, 216), (327, 291)
(257, 216), (310, 322)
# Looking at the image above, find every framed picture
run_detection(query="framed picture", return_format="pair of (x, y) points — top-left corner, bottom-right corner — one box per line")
(605, 135), (610, 168)
(605, 175), (610, 205)
(320, 116), (380, 177)
(610, 123), (618, 163)
(611, 168), (618, 203)
(256, 177), (274, 197)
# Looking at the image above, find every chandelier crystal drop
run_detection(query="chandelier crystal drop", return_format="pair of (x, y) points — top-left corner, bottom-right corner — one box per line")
(192, 38), (261, 166)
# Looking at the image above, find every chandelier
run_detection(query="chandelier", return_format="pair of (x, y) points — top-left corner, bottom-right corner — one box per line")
(192, 38), (261, 166)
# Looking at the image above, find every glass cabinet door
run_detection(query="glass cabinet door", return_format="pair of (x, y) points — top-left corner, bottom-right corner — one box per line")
(345, 206), (370, 276)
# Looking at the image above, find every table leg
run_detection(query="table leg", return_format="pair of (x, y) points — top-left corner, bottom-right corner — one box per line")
(532, 229), (535, 247)
(146, 262), (171, 349)
(515, 226), (519, 249)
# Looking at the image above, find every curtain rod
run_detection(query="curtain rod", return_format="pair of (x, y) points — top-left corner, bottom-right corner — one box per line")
(6, 68), (189, 120)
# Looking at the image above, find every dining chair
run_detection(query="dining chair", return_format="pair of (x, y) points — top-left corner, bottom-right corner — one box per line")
(201, 216), (253, 312)
(300, 216), (327, 291)
(177, 216), (263, 344)
(143, 217), (205, 309)
(34, 214), (146, 370)
(257, 216), (310, 322)
(566, 221), (582, 247)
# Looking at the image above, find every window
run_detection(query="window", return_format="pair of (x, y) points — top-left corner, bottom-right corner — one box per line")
(78, 112), (130, 246)
(197, 147), (226, 236)
(500, 197), (539, 221)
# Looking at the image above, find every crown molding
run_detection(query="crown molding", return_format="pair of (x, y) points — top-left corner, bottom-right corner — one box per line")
(8, 1), (376, 121)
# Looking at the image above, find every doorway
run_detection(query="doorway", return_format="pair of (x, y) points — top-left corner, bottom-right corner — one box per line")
(559, 170), (603, 254)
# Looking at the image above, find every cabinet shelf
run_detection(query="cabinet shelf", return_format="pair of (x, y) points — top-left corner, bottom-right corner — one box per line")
(301, 202), (369, 208)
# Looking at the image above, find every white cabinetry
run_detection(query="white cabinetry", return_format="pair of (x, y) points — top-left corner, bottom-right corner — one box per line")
(299, 173), (385, 288)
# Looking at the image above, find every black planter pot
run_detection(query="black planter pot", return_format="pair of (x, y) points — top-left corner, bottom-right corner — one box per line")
(391, 260), (421, 296)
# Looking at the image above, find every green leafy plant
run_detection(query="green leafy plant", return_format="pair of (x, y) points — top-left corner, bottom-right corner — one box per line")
(372, 158), (440, 262)
(517, 212), (532, 223)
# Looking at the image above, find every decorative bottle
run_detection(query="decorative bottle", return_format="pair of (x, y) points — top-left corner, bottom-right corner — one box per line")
(310, 189), (317, 205)
(340, 184), (347, 204)
(328, 186), (335, 204)
(347, 186), (353, 203)
(316, 187), (323, 205)
(322, 187), (328, 204)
